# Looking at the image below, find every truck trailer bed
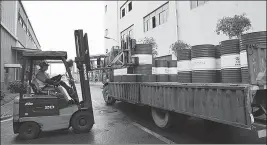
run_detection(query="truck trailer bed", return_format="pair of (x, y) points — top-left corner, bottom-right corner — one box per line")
(108, 82), (266, 131)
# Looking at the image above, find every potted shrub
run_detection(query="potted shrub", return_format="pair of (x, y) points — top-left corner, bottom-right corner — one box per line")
(216, 13), (252, 40)
(7, 80), (28, 94)
(138, 37), (158, 58)
(215, 13), (251, 83)
(170, 40), (191, 58)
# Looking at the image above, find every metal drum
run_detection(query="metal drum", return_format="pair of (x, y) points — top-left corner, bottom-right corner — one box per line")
(220, 39), (241, 83)
(132, 44), (154, 82)
(156, 60), (168, 82)
(191, 45), (216, 83)
(134, 65), (152, 74)
(113, 67), (132, 82)
(121, 74), (137, 82)
(136, 75), (156, 82)
(240, 31), (267, 83)
(177, 49), (192, 83)
(168, 60), (178, 82)
(215, 45), (222, 83)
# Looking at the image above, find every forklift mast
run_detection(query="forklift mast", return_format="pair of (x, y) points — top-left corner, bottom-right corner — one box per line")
(74, 30), (93, 111)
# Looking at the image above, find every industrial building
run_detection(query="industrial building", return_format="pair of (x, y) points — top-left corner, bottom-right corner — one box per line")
(1, 0), (41, 90)
(104, 1), (266, 59)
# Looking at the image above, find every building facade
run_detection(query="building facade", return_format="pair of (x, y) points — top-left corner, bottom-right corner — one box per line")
(1, 0), (41, 90)
(104, 1), (266, 59)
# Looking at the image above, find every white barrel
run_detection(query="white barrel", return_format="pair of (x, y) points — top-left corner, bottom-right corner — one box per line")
(177, 49), (192, 83)
(191, 44), (217, 83)
(220, 39), (241, 83)
(156, 60), (168, 82)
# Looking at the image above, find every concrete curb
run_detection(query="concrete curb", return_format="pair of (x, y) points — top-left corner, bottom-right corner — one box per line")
(0, 114), (12, 121)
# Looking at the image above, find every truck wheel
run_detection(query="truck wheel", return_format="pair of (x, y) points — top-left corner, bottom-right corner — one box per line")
(18, 122), (40, 140)
(151, 107), (172, 129)
(102, 86), (116, 105)
(71, 111), (94, 133)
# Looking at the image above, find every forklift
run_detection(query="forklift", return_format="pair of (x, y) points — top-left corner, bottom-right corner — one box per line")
(13, 30), (94, 140)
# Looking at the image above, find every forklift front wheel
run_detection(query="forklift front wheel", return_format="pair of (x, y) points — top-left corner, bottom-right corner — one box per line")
(71, 111), (94, 133)
(18, 122), (40, 140)
(103, 86), (116, 105)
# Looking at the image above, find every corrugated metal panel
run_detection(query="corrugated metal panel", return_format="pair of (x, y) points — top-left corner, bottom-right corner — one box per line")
(1, 1), (16, 35)
(139, 82), (251, 129)
(16, 22), (26, 47)
(108, 82), (252, 129)
(109, 82), (140, 103)
(1, 27), (17, 85)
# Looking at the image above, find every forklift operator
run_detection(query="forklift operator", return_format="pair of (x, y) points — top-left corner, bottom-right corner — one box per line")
(35, 61), (79, 104)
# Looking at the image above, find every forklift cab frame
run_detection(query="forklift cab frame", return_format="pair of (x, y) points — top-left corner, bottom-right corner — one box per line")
(18, 51), (78, 117)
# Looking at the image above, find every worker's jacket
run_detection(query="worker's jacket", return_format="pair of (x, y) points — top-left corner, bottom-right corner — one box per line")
(35, 70), (50, 88)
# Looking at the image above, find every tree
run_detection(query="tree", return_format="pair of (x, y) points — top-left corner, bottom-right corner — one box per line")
(215, 13), (252, 39)
(170, 40), (191, 57)
(138, 37), (158, 57)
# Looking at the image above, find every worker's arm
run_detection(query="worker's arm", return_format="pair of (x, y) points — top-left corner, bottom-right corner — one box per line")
(36, 71), (55, 85)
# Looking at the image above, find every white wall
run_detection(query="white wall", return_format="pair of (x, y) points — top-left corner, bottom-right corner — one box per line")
(118, 1), (178, 57)
(104, 1), (119, 52)
(176, 1), (266, 46)
(104, 1), (266, 60)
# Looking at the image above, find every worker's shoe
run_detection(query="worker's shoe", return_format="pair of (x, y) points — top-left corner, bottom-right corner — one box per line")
(74, 98), (79, 104)
(68, 99), (75, 105)
(67, 88), (76, 98)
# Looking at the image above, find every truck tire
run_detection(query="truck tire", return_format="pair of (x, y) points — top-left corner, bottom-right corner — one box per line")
(151, 107), (173, 129)
(18, 122), (40, 140)
(71, 110), (94, 133)
(102, 85), (116, 105)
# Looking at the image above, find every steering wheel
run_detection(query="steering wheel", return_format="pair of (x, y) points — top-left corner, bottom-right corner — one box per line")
(50, 74), (63, 87)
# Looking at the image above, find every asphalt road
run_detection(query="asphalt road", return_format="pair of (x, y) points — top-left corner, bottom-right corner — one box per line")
(1, 85), (266, 144)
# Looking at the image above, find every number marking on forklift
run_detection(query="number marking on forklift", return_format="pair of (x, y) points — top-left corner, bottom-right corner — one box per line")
(258, 129), (266, 138)
(45, 105), (55, 109)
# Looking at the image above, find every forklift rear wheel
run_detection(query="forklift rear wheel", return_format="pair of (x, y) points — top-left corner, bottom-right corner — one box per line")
(151, 107), (173, 129)
(18, 122), (40, 140)
(71, 111), (93, 133)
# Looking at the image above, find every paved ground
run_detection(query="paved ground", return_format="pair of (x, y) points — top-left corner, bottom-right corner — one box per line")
(1, 84), (266, 144)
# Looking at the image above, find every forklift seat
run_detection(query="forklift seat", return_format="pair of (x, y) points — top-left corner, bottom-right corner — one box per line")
(29, 82), (47, 95)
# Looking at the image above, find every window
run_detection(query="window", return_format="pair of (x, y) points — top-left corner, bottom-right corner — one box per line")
(128, 2), (132, 12)
(129, 30), (133, 38)
(143, 2), (169, 32)
(152, 16), (156, 28)
(190, 1), (208, 9)
(121, 8), (125, 17)
(22, 23), (27, 31)
(18, 15), (23, 25)
(105, 5), (107, 13)
(120, 25), (134, 41)
(120, 1), (132, 18)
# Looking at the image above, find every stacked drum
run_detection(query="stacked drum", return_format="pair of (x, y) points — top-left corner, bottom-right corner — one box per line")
(177, 49), (192, 83)
(155, 60), (169, 82)
(132, 44), (155, 82)
(240, 31), (267, 83)
(168, 60), (178, 82)
(191, 45), (217, 83)
(215, 45), (221, 83)
(220, 39), (241, 83)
